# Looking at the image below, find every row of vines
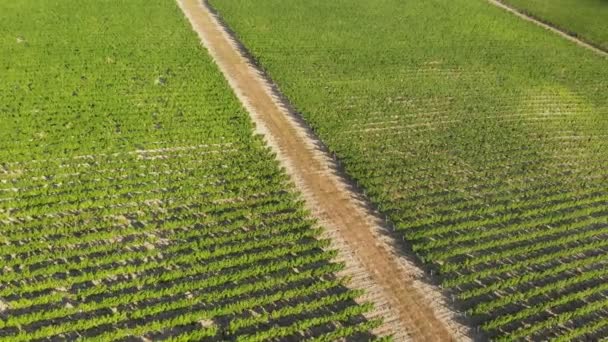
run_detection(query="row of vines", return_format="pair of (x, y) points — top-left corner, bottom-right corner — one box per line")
(209, 0), (608, 339)
(0, 0), (381, 340)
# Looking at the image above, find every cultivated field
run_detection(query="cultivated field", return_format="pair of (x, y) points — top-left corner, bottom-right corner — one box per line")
(0, 0), (382, 340)
(210, 0), (608, 340)
(500, 0), (608, 51)
(3, 0), (608, 340)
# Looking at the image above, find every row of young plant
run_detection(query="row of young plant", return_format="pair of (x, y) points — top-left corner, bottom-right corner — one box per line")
(0, 0), (381, 340)
(209, 0), (608, 338)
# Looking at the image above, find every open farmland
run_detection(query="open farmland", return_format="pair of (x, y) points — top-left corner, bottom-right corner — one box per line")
(499, 0), (608, 51)
(0, 0), (383, 340)
(209, 0), (608, 340)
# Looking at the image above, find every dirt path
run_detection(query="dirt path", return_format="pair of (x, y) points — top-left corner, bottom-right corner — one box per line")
(488, 0), (608, 58)
(176, 0), (473, 340)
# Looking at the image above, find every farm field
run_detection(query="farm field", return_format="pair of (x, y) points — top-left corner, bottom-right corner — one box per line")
(500, 0), (608, 51)
(209, 0), (608, 340)
(0, 0), (382, 340)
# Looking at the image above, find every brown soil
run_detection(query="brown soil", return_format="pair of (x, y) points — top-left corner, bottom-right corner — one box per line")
(176, 0), (468, 340)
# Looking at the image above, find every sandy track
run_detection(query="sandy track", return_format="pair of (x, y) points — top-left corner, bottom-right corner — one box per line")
(488, 0), (608, 58)
(176, 0), (473, 340)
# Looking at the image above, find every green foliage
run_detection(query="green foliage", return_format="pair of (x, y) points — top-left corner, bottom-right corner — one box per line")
(502, 0), (608, 51)
(0, 0), (376, 340)
(209, 0), (608, 339)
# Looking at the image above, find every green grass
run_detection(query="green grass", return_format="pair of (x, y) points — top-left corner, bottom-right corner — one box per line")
(209, 0), (608, 339)
(501, 0), (608, 51)
(0, 0), (380, 340)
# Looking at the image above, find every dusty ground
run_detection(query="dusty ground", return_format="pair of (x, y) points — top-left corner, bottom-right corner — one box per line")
(176, 0), (473, 340)
(488, 0), (608, 58)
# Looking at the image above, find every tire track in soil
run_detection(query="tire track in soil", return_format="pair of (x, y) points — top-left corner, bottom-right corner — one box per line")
(176, 0), (472, 340)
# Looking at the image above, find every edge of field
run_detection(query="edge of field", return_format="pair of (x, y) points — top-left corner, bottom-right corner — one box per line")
(175, 0), (480, 340)
(488, 0), (608, 58)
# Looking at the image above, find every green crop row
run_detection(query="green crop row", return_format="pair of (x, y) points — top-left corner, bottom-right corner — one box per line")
(0, 0), (380, 340)
(500, 0), (608, 51)
(209, 0), (608, 339)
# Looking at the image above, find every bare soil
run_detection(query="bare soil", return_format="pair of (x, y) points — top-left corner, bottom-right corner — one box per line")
(176, 0), (473, 340)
